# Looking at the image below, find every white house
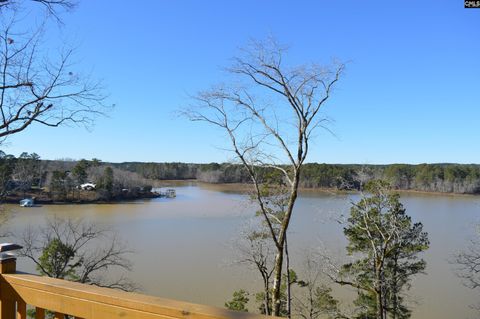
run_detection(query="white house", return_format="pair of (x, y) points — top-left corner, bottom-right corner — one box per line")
(80, 183), (96, 190)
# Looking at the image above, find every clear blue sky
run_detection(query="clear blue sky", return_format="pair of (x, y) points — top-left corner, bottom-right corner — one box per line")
(3, 0), (480, 164)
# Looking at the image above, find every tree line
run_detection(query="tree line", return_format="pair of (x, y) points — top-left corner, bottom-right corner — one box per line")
(6, 155), (479, 195)
(114, 162), (480, 194)
(3, 153), (480, 198)
(0, 151), (155, 202)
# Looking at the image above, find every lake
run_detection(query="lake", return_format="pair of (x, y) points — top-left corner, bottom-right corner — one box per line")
(4, 182), (480, 319)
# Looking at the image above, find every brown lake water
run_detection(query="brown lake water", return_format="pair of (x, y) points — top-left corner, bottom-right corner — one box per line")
(4, 182), (480, 319)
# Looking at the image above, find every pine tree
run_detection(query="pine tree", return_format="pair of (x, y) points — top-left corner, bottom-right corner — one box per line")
(225, 290), (249, 312)
(337, 180), (429, 319)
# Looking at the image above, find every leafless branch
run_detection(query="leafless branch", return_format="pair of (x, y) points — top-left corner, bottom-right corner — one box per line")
(18, 216), (137, 292)
(183, 37), (344, 316)
(0, 8), (108, 143)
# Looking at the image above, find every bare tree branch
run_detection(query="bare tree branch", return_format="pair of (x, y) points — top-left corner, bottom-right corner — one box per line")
(0, 3), (109, 143)
(18, 216), (137, 292)
(184, 38), (344, 317)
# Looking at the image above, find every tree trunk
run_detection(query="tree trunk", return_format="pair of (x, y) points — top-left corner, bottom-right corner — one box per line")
(376, 290), (384, 319)
(263, 274), (271, 315)
(272, 173), (300, 316)
(375, 265), (385, 319)
(272, 250), (284, 316)
(285, 234), (291, 319)
(391, 256), (399, 319)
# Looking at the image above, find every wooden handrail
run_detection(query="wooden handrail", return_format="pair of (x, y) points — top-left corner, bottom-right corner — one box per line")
(0, 272), (271, 319)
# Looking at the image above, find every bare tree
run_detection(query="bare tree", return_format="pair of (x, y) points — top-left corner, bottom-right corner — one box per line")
(0, 0), (76, 21)
(455, 235), (480, 290)
(233, 223), (276, 315)
(0, 1), (107, 144)
(0, 0), (74, 9)
(251, 183), (295, 317)
(19, 216), (137, 292)
(453, 226), (480, 310)
(185, 38), (344, 316)
(12, 152), (41, 195)
(294, 256), (344, 319)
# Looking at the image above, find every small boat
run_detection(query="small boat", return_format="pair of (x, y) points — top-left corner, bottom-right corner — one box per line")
(165, 189), (176, 198)
(19, 198), (34, 207)
(158, 189), (176, 198)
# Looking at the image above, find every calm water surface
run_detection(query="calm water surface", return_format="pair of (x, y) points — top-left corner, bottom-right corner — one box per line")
(4, 183), (480, 319)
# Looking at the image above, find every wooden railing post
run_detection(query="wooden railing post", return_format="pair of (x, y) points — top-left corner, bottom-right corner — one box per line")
(0, 257), (16, 275)
(35, 308), (45, 319)
(0, 244), (22, 275)
(0, 244), (23, 319)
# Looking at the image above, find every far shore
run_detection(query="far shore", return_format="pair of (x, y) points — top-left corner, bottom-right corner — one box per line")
(5, 180), (477, 207)
(156, 180), (480, 198)
(3, 190), (161, 205)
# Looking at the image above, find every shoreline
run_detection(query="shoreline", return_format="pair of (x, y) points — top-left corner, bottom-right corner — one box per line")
(159, 180), (480, 198)
(3, 192), (161, 206)
(6, 181), (478, 206)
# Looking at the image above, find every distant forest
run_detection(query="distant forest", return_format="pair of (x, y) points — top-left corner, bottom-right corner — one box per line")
(113, 162), (480, 195)
(0, 153), (156, 202)
(1, 151), (479, 195)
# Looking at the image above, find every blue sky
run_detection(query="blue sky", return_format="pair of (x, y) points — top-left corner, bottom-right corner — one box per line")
(3, 0), (480, 164)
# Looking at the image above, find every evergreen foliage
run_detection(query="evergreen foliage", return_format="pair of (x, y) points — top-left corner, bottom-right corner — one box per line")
(338, 180), (429, 319)
(114, 162), (480, 194)
(37, 238), (79, 280)
(225, 290), (250, 312)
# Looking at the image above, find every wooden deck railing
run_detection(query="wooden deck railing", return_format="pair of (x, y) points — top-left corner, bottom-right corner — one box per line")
(0, 251), (270, 319)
